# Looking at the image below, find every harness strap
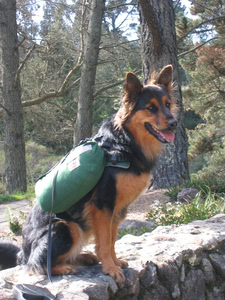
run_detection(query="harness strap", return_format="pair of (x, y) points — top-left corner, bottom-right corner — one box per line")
(47, 168), (59, 282)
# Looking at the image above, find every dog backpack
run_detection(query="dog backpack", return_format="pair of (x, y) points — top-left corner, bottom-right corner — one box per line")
(35, 140), (106, 213)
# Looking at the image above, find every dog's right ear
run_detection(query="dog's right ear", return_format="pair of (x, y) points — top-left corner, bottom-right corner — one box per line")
(125, 73), (143, 96)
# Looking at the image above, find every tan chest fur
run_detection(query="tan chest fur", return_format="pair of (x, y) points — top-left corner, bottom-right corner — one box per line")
(114, 172), (151, 214)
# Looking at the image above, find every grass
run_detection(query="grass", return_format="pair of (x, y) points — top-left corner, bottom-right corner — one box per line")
(118, 226), (154, 239)
(0, 185), (35, 204)
(148, 189), (225, 226)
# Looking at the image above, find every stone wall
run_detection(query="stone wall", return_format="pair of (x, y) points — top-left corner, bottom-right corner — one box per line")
(1, 214), (225, 300)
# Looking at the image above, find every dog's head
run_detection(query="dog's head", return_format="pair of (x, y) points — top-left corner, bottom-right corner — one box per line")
(114, 65), (177, 157)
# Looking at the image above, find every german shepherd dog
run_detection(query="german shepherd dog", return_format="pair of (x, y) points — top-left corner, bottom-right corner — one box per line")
(0, 65), (177, 284)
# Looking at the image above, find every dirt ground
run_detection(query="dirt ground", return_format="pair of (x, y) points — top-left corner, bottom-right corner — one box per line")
(0, 189), (170, 246)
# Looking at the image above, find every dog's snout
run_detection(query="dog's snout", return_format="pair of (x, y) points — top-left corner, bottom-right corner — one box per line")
(167, 119), (177, 130)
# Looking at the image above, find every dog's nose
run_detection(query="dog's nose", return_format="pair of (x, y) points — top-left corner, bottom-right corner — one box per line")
(167, 119), (177, 130)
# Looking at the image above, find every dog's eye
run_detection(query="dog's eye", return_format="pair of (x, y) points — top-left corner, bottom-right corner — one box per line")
(166, 102), (171, 109)
(148, 105), (158, 113)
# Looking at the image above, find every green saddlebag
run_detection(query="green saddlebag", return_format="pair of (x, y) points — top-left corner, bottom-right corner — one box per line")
(35, 141), (105, 213)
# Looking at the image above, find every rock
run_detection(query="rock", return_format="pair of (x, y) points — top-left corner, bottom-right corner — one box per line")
(209, 253), (225, 278)
(181, 269), (205, 300)
(201, 257), (216, 285)
(1, 214), (225, 299)
(177, 188), (199, 202)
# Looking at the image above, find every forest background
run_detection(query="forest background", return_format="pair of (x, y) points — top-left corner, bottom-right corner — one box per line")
(0, 0), (224, 196)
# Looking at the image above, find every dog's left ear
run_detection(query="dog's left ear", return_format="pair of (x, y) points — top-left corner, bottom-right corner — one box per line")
(125, 73), (143, 96)
(156, 65), (173, 89)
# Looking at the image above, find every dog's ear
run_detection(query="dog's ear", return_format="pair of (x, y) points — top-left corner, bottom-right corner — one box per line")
(156, 65), (173, 89)
(125, 73), (143, 96)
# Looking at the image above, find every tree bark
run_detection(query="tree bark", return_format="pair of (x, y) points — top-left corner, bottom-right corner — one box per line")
(138, 0), (189, 188)
(74, 0), (106, 145)
(0, 0), (27, 193)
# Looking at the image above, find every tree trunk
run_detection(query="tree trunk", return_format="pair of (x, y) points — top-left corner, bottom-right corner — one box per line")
(74, 0), (105, 145)
(0, 0), (27, 193)
(138, 0), (189, 188)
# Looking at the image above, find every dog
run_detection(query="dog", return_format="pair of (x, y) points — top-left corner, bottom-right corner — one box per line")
(0, 65), (177, 284)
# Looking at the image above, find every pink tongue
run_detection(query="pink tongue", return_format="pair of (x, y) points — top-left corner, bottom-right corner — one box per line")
(160, 131), (175, 143)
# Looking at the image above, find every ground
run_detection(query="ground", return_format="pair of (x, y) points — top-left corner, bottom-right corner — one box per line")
(0, 189), (170, 246)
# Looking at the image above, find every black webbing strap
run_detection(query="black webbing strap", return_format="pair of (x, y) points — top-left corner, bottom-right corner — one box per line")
(47, 169), (59, 282)
(46, 150), (72, 282)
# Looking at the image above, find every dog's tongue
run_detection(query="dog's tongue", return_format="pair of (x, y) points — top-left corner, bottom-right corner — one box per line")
(160, 131), (175, 143)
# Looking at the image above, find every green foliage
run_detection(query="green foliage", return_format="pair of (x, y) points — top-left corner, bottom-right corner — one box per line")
(0, 141), (61, 193)
(5, 207), (28, 235)
(165, 174), (225, 202)
(26, 141), (61, 184)
(148, 191), (225, 226)
(118, 226), (153, 239)
(187, 125), (225, 178)
(0, 186), (34, 204)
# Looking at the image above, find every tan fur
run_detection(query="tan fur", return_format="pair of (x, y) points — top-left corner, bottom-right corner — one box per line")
(126, 110), (163, 160)
(114, 172), (150, 214)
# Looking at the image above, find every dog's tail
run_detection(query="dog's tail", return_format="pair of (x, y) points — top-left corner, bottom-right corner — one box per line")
(0, 242), (20, 270)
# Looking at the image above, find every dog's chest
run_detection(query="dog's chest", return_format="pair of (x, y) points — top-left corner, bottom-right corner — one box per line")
(114, 172), (150, 213)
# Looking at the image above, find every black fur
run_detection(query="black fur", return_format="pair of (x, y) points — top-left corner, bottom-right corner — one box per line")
(0, 243), (20, 270)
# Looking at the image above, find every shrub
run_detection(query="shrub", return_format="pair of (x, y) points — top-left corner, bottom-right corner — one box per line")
(26, 141), (61, 184)
(148, 191), (225, 226)
(6, 206), (28, 235)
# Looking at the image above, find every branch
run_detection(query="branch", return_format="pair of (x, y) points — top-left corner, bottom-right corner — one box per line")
(93, 70), (142, 99)
(100, 39), (139, 50)
(107, 2), (136, 10)
(174, 0), (181, 10)
(115, 6), (136, 31)
(22, 77), (81, 108)
(93, 80), (124, 99)
(58, 61), (82, 94)
(178, 15), (225, 43)
(17, 34), (26, 48)
(178, 37), (217, 58)
(15, 45), (36, 85)
(20, 52), (82, 108)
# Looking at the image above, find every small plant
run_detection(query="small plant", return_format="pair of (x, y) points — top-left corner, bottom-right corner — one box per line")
(148, 191), (225, 226)
(118, 226), (154, 239)
(164, 175), (225, 202)
(164, 185), (182, 201)
(5, 206), (28, 235)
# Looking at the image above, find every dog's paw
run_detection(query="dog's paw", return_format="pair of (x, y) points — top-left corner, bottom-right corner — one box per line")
(102, 263), (125, 284)
(76, 253), (99, 265)
(51, 264), (76, 275)
(114, 258), (128, 268)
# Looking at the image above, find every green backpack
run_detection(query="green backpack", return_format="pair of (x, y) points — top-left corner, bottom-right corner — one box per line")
(35, 140), (106, 213)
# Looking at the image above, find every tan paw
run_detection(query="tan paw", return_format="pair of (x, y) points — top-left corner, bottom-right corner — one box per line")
(102, 263), (125, 284)
(114, 258), (128, 268)
(76, 253), (99, 265)
(51, 264), (76, 275)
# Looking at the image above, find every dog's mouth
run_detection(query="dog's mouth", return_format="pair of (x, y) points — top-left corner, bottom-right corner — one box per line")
(144, 123), (175, 143)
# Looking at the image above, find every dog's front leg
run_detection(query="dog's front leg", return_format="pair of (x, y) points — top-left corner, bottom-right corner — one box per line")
(111, 220), (128, 268)
(92, 207), (125, 283)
